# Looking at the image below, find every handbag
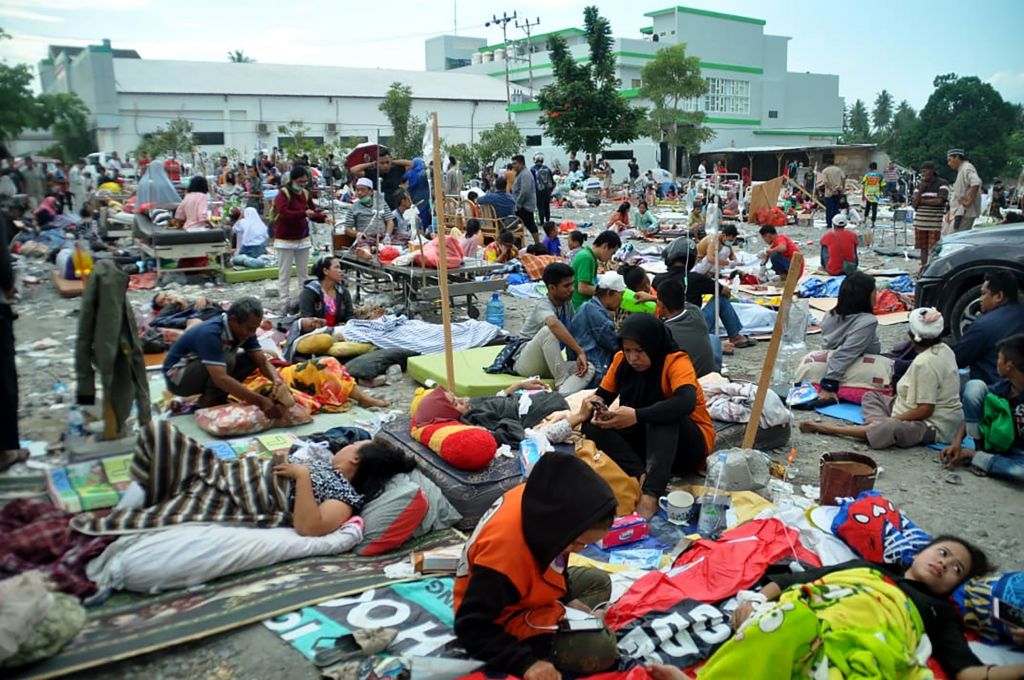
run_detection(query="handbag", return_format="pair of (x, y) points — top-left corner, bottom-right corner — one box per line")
(484, 337), (527, 375)
(575, 438), (640, 516)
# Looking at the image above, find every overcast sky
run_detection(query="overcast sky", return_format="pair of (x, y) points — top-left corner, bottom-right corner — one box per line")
(2, 0), (1022, 112)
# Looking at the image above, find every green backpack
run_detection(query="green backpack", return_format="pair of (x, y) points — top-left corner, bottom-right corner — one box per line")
(980, 391), (1014, 453)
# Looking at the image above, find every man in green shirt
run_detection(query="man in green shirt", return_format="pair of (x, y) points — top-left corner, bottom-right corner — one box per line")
(571, 230), (621, 309)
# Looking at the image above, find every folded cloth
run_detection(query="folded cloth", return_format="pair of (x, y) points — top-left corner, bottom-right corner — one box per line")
(338, 315), (500, 355)
(517, 253), (561, 281)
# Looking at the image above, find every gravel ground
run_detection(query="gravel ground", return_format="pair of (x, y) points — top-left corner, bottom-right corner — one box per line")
(7, 202), (1021, 678)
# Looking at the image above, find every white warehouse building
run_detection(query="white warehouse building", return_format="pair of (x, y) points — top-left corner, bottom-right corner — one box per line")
(38, 40), (513, 159)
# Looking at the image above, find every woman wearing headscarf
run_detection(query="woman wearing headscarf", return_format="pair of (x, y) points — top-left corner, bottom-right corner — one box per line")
(231, 206), (270, 265)
(801, 308), (963, 449)
(583, 314), (715, 520)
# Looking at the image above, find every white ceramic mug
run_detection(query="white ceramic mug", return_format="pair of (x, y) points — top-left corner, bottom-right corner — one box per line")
(658, 490), (695, 525)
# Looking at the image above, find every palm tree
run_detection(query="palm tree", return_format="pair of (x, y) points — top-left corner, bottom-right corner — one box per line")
(227, 50), (255, 63)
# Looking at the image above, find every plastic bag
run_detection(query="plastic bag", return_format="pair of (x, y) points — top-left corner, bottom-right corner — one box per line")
(195, 404), (270, 437)
(705, 448), (771, 491)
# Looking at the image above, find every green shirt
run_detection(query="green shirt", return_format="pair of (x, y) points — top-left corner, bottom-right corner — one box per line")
(571, 245), (598, 309)
(620, 288), (657, 314)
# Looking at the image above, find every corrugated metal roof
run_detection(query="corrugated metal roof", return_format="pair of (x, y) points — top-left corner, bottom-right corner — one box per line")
(112, 59), (514, 101)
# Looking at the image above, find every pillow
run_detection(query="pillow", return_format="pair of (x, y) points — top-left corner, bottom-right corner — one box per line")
(407, 469), (462, 537)
(795, 350), (894, 391)
(296, 332), (334, 356)
(409, 387), (498, 471)
(952, 571), (1024, 643)
(830, 491), (931, 567)
(358, 475), (429, 556)
(194, 403), (270, 437)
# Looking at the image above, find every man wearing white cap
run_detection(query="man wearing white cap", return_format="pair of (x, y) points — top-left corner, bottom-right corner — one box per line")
(800, 308), (963, 449)
(946, 148), (982, 232)
(820, 213), (860, 276)
(343, 177), (392, 240)
(568, 271), (625, 382)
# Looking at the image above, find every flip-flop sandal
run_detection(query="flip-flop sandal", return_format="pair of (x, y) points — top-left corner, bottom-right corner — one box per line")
(732, 339), (756, 349)
(313, 628), (398, 668)
(792, 397), (839, 411)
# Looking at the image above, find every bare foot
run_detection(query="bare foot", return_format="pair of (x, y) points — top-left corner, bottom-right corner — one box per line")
(799, 421), (824, 434)
(635, 494), (658, 521)
(359, 395), (390, 408)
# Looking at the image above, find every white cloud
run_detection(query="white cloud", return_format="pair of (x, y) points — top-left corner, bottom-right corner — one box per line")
(987, 70), (1024, 104)
(4, 0), (147, 9)
(0, 8), (63, 22)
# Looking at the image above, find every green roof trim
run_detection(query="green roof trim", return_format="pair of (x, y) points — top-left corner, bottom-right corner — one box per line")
(644, 5), (766, 26)
(619, 88), (641, 99)
(705, 117), (761, 126)
(700, 61), (762, 74)
(640, 26), (653, 34)
(39, 58), (54, 66)
(480, 27), (585, 52)
(753, 129), (842, 136)
(88, 44), (113, 53)
(507, 101), (541, 112)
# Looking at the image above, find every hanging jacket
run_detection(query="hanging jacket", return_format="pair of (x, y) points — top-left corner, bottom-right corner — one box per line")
(453, 454), (616, 676)
(75, 259), (151, 436)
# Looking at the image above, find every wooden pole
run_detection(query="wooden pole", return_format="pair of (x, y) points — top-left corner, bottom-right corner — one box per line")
(742, 251), (803, 449)
(428, 113), (457, 393)
(784, 175), (826, 211)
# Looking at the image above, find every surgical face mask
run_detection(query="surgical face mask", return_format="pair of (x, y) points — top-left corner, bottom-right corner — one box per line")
(291, 183), (304, 193)
(358, 195), (372, 205)
(723, 240), (735, 247)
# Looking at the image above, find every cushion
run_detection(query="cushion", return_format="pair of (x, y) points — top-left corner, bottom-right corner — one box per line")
(409, 387), (498, 471)
(795, 350), (894, 391)
(194, 404), (270, 437)
(830, 491), (931, 566)
(357, 476), (429, 556)
(952, 571), (1024, 643)
(296, 332), (334, 356)
(406, 346), (553, 398)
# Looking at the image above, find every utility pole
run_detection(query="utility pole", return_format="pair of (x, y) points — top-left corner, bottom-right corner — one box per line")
(515, 16), (540, 98)
(486, 11), (516, 121)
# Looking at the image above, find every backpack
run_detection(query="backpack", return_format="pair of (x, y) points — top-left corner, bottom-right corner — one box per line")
(533, 165), (554, 193)
(267, 186), (309, 225)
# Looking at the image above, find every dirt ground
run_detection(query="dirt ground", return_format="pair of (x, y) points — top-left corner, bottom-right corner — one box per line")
(8, 202), (1022, 678)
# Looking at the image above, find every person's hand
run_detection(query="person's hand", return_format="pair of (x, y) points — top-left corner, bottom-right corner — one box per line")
(514, 378), (550, 392)
(960, 196), (971, 207)
(1008, 624), (1024, 647)
(731, 601), (755, 630)
(817, 389), (838, 403)
(575, 353), (589, 378)
(523, 660), (561, 680)
(259, 396), (283, 419)
(273, 462), (310, 480)
(941, 445), (974, 468)
(306, 209), (315, 217)
(646, 664), (687, 680)
(595, 406), (637, 429)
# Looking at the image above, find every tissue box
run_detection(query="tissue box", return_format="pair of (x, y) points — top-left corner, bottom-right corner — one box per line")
(519, 439), (543, 477)
(598, 513), (649, 549)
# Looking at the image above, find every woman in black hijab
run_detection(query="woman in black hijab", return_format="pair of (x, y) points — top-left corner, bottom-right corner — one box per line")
(582, 314), (716, 520)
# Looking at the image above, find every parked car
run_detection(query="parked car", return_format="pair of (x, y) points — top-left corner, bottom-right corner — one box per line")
(915, 224), (1024, 341)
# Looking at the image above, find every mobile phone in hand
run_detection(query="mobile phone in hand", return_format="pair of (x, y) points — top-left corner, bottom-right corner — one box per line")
(994, 598), (1024, 628)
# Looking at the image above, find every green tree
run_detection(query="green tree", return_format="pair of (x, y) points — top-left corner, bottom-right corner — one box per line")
(0, 61), (40, 144)
(883, 99), (918, 156)
(895, 74), (1016, 181)
(474, 121), (523, 172)
(843, 99), (871, 143)
(227, 50), (255, 63)
(639, 43), (713, 177)
(37, 93), (94, 160)
(136, 117), (195, 159)
(378, 82), (426, 159)
(871, 89), (894, 134)
(277, 120), (317, 159)
(1000, 104), (1024, 179)
(537, 6), (645, 160)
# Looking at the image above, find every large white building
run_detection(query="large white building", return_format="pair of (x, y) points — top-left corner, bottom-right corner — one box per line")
(427, 4), (844, 176)
(38, 40), (512, 160)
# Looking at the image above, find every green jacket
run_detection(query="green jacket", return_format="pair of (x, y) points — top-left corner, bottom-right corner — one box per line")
(75, 259), (151, 436)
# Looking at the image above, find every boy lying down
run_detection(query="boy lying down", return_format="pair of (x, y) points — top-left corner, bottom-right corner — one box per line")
(648, 536), (1024, 680)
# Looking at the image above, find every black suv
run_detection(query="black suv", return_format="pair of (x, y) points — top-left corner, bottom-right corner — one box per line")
(915, 224), (1024, 341)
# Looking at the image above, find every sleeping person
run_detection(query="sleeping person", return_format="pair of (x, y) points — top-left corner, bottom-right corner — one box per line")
(73, 421), (414, 537)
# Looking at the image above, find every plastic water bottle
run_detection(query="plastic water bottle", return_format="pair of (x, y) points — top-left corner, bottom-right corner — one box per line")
(67, 404), (87, 443)
(485, 292), (505, 328)
(382, 232), (392, 248)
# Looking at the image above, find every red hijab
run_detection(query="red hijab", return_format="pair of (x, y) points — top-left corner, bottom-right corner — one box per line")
(412, 387), (463, 426)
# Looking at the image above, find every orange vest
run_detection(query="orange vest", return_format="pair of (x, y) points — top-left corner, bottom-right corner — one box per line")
(453, 485), (566, 640)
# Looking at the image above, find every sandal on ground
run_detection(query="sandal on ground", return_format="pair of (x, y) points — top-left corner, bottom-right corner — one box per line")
(731, 338), (756, 349)
(313, 627), (398, 668)
(792, 396), (840, 411)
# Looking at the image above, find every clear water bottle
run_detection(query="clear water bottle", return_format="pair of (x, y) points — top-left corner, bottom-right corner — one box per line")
(485, 292), (505, 328)
(382, 232), (392, 248)
(67, 404), (87, 443)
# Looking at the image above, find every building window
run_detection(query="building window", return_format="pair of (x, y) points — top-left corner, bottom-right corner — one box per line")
(680, 77), (750, 115)
(194, 132), (225, 145)
(602, 149), (634, 160)
(631, 79), (642, 89)
(768, 110), (778, 119)
(277, 135), (324, 147)
(525, 135), (542, 147)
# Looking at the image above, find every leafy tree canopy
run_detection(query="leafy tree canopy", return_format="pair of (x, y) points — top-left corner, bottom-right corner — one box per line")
(379, 82), (426, 160)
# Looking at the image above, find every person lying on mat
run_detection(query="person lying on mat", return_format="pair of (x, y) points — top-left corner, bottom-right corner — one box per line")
(299, 256), (354, 327)
(582, 314), (715, 521)
(801, 308), (962, 449)
(162, 296), (284, 418)
(796, 271), (882, 409)
(413, 379), (579, 446)
(941, 333), (1024, 483)
(512, 263), (594, 395)
(648, 536), (1024, 680)
(454, 453), (620, 680)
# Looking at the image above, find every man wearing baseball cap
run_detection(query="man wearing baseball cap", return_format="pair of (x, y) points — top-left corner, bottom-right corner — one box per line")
(946, 148), (982, 232)
(820, 213), (860, 275)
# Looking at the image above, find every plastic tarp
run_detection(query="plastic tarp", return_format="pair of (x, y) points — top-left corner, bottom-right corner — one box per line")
(135, 163), (180, 206)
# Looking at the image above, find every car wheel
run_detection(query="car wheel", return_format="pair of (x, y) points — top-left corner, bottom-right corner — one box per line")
(949, 283), (983, 343)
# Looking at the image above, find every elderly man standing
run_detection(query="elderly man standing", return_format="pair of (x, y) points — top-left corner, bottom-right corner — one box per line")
(946, 148), (982, 233)
(511, 154), (541, 245)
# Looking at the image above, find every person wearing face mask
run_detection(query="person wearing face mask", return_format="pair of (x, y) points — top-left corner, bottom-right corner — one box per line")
(343, 177), (393, 241)
(273, 166), (326, 301)
(692, 223), (738, 276)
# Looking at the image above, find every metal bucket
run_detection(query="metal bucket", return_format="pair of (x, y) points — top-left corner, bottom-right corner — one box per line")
(818, 452), (877, 505)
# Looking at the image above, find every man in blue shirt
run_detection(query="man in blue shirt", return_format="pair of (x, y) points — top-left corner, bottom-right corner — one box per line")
(162, 297), (283, 416)
(568, 271), (625, 384)
(954, 271), (1024, 385)
(476, 176), (517, 228)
